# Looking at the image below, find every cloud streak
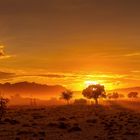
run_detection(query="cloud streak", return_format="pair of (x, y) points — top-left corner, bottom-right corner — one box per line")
(0, 72), (69, 80)
(124, 52), (140, 57)
(0, 71), (131, 81)
(0, 70), (139, 91)
(0, 71), (16, 80)
(17, 74), (67, 79)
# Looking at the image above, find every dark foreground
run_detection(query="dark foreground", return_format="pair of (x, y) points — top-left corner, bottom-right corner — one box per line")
(0, 100), (140, 140)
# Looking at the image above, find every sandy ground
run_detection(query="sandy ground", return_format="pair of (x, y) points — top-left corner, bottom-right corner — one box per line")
(0, 100), (140, 140)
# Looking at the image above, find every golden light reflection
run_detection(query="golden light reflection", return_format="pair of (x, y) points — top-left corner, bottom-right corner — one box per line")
(85, 81), (99, 87)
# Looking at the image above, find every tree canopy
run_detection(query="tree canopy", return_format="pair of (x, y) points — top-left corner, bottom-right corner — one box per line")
(82, 84), (106, 105)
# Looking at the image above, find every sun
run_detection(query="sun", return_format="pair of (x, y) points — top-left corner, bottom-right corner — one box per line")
(85, 80), (99, 87)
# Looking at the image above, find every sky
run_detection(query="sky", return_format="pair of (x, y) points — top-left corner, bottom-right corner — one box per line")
(0, 0), (140, 90)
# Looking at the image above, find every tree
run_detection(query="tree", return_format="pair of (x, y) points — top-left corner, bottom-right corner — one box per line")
(60, 90), (73, 104)
(0, 96), (9, 121)
(82, 84), (106, 105)
(107, 92), (119, 99)
(128, 92), (139, 98)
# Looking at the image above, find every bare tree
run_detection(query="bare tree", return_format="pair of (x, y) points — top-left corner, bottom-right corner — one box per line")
(60, 90), (73, 104)
(82, 84), (106, 105)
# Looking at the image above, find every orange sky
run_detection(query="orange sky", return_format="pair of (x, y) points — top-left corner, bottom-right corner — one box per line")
(0, 0), (140, 91)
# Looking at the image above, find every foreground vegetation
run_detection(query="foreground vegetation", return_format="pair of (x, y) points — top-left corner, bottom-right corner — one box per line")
(0, 100), (140, 140)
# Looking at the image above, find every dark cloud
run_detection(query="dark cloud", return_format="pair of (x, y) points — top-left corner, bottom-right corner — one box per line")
(18, 74), (67, 79)
(36, 74), (66, 78)
(0, 46), (5, 56)
(0, 71), (16, 80)
(0, 49), (4, 56)
(0, 46), (11, 59)
(0, 72), (72, 81)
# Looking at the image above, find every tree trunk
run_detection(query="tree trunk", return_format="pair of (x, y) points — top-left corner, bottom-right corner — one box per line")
(95, 98), (98, 105)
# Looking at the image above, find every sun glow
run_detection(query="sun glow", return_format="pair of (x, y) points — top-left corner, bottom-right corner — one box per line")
(85, 80), (99, 87)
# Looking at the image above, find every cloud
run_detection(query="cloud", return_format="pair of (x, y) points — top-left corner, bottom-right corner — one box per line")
(0, 71), (16, 80)
(0, 71), (71, 81)
(0, 45), (12, 59)
(0, 46), (5, 56)
(131, 70), (140, 73)
(124, 52), (140, 57)
(18, 74), (67, 79)
(37, 74), (67, 78)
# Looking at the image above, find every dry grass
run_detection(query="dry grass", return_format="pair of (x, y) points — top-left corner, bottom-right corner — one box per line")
(0, 100), (140, 140)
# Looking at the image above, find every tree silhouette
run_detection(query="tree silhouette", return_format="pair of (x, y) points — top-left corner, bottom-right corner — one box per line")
(0, 96), (9, 121)
(60, 90), (73, 104)
(128, 92), (139, 98)
(107, 92), (119, 99)
(82, 84), (106, 105)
